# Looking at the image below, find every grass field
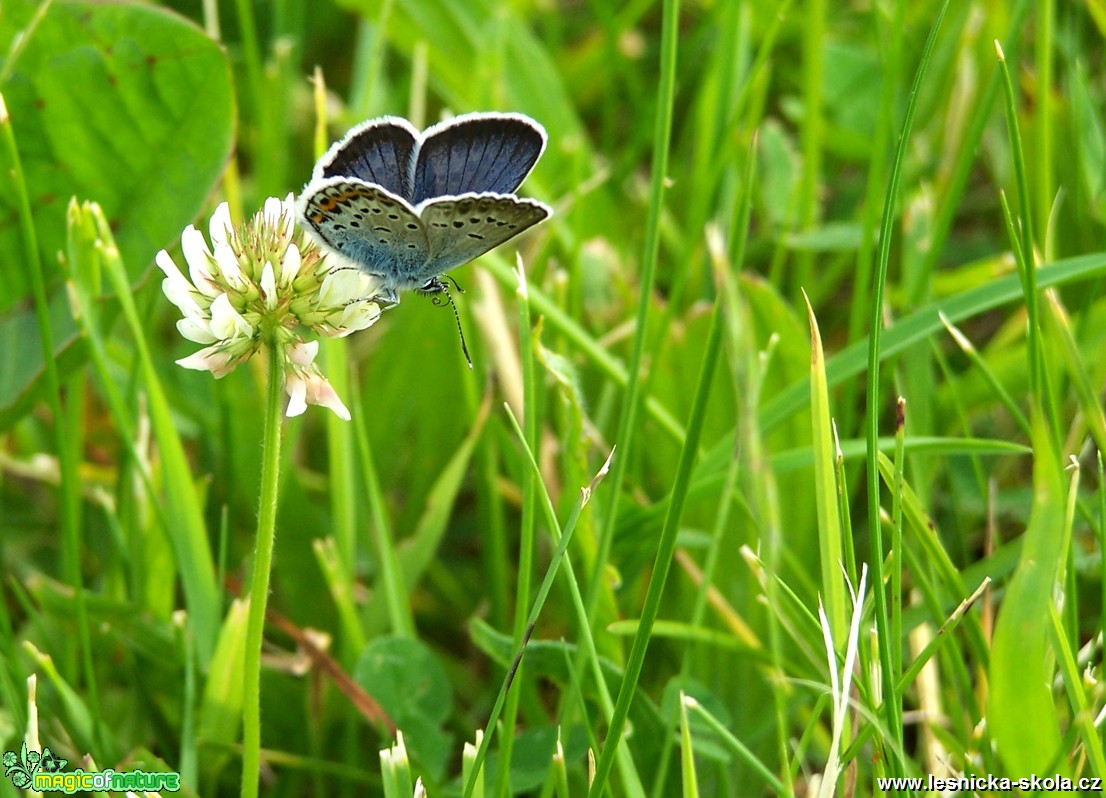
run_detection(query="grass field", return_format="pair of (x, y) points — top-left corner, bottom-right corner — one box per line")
(2, 0), (1106, 795)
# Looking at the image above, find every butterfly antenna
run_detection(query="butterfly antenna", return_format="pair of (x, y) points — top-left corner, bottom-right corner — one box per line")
(437, 280), (473, 370)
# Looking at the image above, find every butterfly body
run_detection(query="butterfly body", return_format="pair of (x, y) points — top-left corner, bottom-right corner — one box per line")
(298, 113), (551, 304)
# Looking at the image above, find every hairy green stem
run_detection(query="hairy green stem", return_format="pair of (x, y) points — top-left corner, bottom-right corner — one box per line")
(241, 343), (286, 798)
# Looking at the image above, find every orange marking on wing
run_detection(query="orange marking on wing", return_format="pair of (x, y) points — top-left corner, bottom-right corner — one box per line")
(339, 187), (372, 203)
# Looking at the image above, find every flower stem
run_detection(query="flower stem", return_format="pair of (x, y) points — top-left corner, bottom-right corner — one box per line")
(241, 342), (285, 798)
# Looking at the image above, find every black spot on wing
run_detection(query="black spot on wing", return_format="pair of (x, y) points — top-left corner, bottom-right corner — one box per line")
(422, 195), (550, 274)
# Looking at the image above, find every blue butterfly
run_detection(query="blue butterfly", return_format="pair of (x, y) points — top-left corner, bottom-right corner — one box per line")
(297, 112), (552, 364)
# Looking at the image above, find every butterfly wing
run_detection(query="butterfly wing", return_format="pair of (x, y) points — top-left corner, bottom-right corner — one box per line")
(299, 114), (551, 294)
(412, 113), (547, 204)
(297, 177), (430, 289)
(420, 193), (551, 275)
(313, 117), (419, 200)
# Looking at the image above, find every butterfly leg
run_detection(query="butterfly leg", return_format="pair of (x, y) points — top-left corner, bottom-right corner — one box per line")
(343, 294), (399, 313)
(324, 262), (400, 303)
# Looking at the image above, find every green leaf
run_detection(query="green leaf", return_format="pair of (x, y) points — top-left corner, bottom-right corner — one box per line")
(0, 1), (234, 305)
(757, 121), (801, 229)
(355, 636), (453, 781)
(987, 416), (1068, 777)
(483, 726), (558, 794)
(197, 599), (249, 784)
(467, 617), (668, 753)
(0, 294), (85, 432)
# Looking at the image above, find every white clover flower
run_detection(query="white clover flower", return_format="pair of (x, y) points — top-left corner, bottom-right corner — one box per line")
(156, 194), (386, 418)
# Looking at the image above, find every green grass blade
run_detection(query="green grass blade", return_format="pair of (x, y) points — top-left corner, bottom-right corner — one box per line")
(683, 696), (784, 794)
(758, 251), (1106, 436)
(2, 94), (100, 750)
(98, 233), (221, 665)
(588, 0), (683, 623)
(864, 1), (952, 779)
(804, 293), (846, 646)
(678, 692), (699, 798)
(589, 296), (723, 796)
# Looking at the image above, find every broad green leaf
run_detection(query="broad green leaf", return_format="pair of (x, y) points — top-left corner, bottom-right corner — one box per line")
(0, 294), (84, 431)
(757, 120), (801, 229)
(822, 42), (881, 147)
(0, 1), (234, 304)
(467, 617), (667, 753)
(355, 636), (453, 781)
(465, 726), (590, 797)
(987, 416), (1068, 778)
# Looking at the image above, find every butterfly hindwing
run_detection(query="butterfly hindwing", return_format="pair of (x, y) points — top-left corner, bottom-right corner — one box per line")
(420, 193), (551, 275)
(412, 113), (547, 203)
(314, 117), (419, 199)
(297, 177), (429, 286)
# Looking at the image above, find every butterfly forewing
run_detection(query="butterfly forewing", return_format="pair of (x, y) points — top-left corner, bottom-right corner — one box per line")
(412, 114), (546, 204)
(299, 178), (429, 283)
(421, 194), (550, 274)
(317, 118), (418, 199)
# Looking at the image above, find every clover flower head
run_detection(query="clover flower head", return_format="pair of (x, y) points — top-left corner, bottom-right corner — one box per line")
(156, 195), (387, 418)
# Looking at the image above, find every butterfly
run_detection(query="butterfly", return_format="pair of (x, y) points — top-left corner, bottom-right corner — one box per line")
(297, 112), (552, 366)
